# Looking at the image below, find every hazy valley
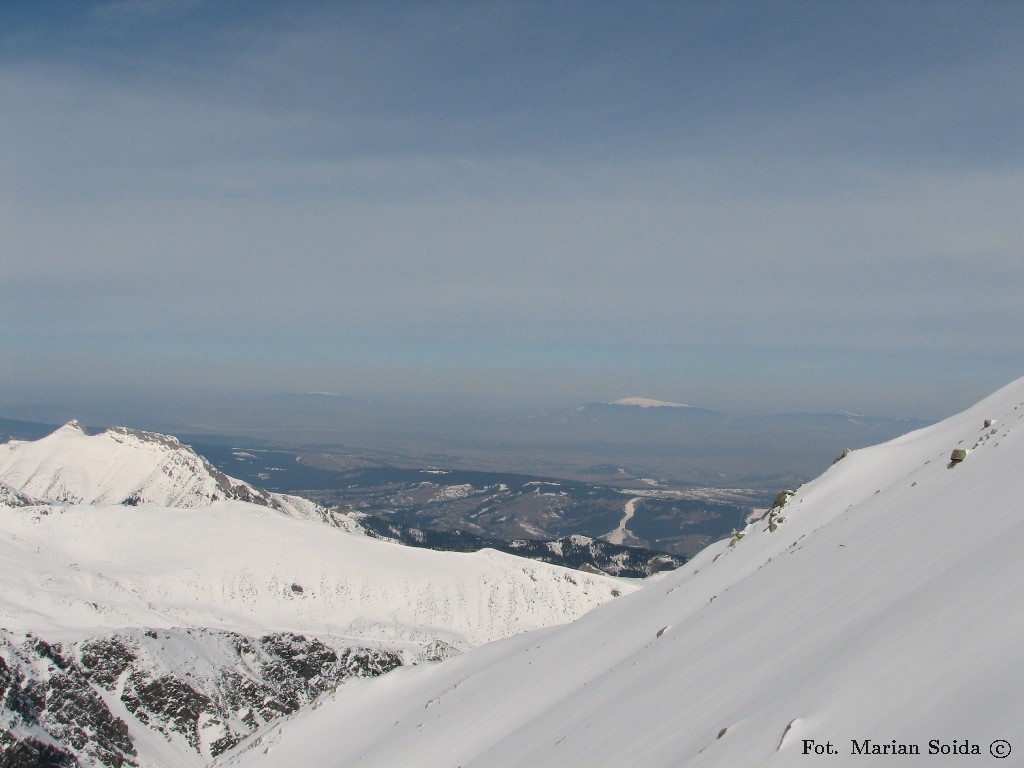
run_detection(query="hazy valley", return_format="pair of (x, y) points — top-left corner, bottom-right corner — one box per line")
(1, 393), (925, 561)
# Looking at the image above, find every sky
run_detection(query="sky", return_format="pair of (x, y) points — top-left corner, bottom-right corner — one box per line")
(2, 0), (1023, 420)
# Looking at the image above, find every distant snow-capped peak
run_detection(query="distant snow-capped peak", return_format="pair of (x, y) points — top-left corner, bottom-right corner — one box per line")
(609, 397), (693, 408)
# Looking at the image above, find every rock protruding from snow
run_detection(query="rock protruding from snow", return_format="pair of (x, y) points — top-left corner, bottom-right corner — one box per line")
(0, 481), (39, 508)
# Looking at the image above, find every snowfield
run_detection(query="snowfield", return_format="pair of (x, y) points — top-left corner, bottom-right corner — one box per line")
(223, 377), (1024, 768)
(0, 501), (632, 647)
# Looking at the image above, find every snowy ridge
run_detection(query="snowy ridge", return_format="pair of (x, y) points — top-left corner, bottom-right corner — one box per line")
(0, 501), (631, 646)
(0, 421), (363, 532)
(0, 421), (269, 508)
(225, 377), (1024, 768)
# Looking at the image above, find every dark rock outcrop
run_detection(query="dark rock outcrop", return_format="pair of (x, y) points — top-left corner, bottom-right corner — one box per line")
(1, 628), (409, 767)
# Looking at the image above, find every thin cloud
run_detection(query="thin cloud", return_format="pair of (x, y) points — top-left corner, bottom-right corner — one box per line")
(2, 1), (1022, 417)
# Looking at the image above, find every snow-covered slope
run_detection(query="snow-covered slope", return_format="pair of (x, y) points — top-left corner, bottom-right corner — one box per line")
(0, 498), (631, 768)
(0, 423), (636, 767)
(0, 626), (406, 766)
(0, 501), (631, 647)
(226, 377), (1024, 768)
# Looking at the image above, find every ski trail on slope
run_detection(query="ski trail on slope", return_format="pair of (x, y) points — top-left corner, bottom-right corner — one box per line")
(603, 497), (640, 545)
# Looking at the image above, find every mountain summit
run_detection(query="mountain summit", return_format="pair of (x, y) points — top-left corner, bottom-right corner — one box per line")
(0, 421), (346, 528)
(0, 421), (271, 508)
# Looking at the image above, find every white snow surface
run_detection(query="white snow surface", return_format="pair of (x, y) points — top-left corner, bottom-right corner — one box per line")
(226, 377), (1024, 768)
(0, 500), (632, 647)
(602, 496), (640, 545)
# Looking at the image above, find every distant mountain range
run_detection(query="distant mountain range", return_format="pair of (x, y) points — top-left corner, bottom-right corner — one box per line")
(1, 393), (932, 487)
(444, 397), (932, 485)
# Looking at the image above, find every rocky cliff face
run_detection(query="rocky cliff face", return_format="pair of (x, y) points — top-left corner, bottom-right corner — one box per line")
(0, 481), (38, 509)
(1, 628), (412, 767)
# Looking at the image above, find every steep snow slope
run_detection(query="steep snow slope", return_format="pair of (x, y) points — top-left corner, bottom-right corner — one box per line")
(226, 377), (1024, 768)
(1, 500), (631, 648)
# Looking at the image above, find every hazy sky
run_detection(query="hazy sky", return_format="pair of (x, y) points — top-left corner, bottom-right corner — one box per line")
(2, 0), (1022, 418)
